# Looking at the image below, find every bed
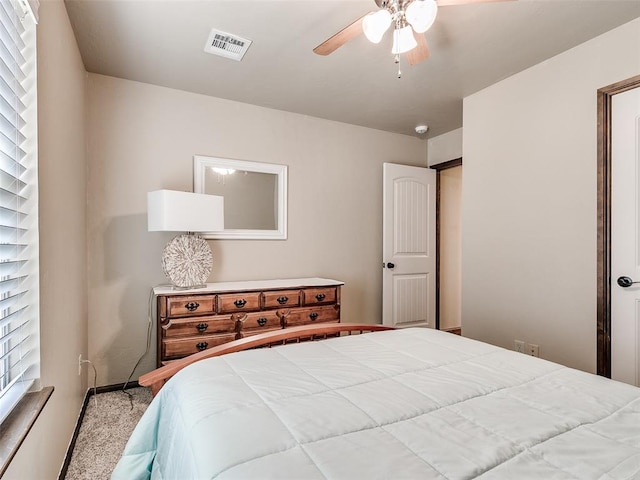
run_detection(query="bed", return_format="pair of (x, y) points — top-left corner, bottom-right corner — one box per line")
(112, 324), (640, 479)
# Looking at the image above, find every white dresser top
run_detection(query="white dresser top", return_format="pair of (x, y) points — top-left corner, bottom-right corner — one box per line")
(153, 277), (344, 295)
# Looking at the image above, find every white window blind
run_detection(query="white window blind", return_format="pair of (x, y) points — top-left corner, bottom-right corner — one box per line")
(0, 0), (39, 423)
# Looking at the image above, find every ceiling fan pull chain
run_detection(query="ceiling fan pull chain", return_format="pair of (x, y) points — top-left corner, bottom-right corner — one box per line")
(395, 54), (402, 78)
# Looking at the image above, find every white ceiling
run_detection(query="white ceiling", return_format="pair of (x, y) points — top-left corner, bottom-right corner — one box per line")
(64, 0), (640, 138)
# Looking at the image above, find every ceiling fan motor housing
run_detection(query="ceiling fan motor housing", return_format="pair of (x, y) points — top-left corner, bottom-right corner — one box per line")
(375, 0), (413, 11)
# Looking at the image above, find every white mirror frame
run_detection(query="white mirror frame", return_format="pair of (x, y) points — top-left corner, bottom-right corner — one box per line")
(193, 155), (288, 240)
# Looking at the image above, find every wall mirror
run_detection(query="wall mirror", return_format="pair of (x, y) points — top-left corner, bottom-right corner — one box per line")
(193, 155), (288, 239)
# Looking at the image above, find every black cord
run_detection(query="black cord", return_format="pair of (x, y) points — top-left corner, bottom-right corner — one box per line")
(80, 359), (99, 408)
(121, 284), (170, 407)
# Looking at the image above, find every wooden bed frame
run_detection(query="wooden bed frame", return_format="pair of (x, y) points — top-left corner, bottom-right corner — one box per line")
(139, 323), (395, 396)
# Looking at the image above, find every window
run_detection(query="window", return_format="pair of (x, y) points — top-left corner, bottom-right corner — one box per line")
(0, 0), (39, 423)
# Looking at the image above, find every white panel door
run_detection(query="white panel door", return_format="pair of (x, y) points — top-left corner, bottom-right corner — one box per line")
(382, 163), (436, 328)
(611, 86), (640, 386)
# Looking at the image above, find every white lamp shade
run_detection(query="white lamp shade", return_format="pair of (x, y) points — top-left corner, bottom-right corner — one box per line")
(148, 190), (224, 232)
(363, 10), (392, 44)
(405, 0), (438, 34)
(391, 25), (418, 54)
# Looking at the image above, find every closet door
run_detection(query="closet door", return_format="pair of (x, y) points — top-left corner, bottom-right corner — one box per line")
(611, 86), (640, 386)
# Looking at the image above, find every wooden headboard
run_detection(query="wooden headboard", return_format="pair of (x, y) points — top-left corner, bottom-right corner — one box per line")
(139, 323), (394, 396)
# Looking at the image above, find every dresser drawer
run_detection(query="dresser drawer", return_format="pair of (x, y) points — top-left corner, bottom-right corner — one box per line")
(303, 287), (337, 306)
(237, 311), (283, 332)
(262, 289), (300, 309)
(165, 295), (216, 317)
(283, 305), (340, 327)
(162, 333), (237, 360)
(238, 327), (283, 339)
(163, 315), (238, 338)
(218, 292), (261, 314)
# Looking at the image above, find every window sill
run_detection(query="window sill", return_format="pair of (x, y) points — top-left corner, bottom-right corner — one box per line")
(0, 386), (54, 476)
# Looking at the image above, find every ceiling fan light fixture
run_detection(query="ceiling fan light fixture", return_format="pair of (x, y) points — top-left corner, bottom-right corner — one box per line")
(363, 9), (392, 44)
(405, 0), (438, 34)
(391, 25), (417, 54)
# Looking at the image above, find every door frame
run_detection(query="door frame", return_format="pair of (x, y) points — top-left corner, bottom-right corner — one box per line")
(596, 74), (640, 377)
(430, 157), (463, 331)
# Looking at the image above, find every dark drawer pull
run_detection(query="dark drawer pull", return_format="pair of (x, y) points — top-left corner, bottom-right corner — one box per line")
(315, 294), (326, 302)
(196, 342), (208, 351)
(257, 317), (268, 327)
(309, 312), (318, 321)
(196, 323), (208, 333)
(277, 296), (289, 305)
(234, 299), (247, 308)
(185, 301), (200, 312)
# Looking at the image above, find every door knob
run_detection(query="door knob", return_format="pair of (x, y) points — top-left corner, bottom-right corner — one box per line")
(617, 276), (640, 288)
(386, 262), (395, 269)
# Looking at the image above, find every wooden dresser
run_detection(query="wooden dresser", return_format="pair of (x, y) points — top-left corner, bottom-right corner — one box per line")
(154, 278), (343, 366)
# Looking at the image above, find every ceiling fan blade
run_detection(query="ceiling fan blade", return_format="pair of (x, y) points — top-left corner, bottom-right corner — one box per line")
(313, 14), (369, 56)
(436, 0), (514, 5)
(407, 32), (430, 66)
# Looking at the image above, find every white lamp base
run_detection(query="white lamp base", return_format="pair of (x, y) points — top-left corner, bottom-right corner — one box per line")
(161, 233), (213, 289)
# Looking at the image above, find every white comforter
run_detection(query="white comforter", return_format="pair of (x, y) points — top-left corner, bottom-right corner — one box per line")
(112, 328), (640, 479)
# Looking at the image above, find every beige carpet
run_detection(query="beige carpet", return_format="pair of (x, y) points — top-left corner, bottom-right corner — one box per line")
(64, 387), (153, 480)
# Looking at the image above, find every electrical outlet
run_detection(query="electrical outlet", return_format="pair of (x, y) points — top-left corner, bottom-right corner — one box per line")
(514, 340), (525, 353)
(78, 354), (82, 375)
(526, 343), (539, 357)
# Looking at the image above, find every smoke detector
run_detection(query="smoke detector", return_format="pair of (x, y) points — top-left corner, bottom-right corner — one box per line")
(204, 29), (252, 61)
(415, 125), (429, 134)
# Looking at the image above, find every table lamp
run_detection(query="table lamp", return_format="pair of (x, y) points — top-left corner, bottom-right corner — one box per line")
(148, 190), (224, 289)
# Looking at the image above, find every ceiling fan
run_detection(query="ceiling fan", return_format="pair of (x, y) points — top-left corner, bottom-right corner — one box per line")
(314, 0), (512, 74)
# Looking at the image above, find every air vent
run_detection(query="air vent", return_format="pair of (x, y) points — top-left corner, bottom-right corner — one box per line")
(204, 29), (252, 61)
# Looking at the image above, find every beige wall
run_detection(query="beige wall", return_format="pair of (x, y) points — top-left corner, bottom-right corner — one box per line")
(428, 128), (462, 166)
(86, 74), (427, 384)
(439, 166), (462, 331)
(5, 1), (88, 478)
(462, 18), (640, 373)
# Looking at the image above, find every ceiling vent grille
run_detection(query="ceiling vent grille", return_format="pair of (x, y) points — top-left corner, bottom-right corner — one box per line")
(204, 29), (252, 61)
